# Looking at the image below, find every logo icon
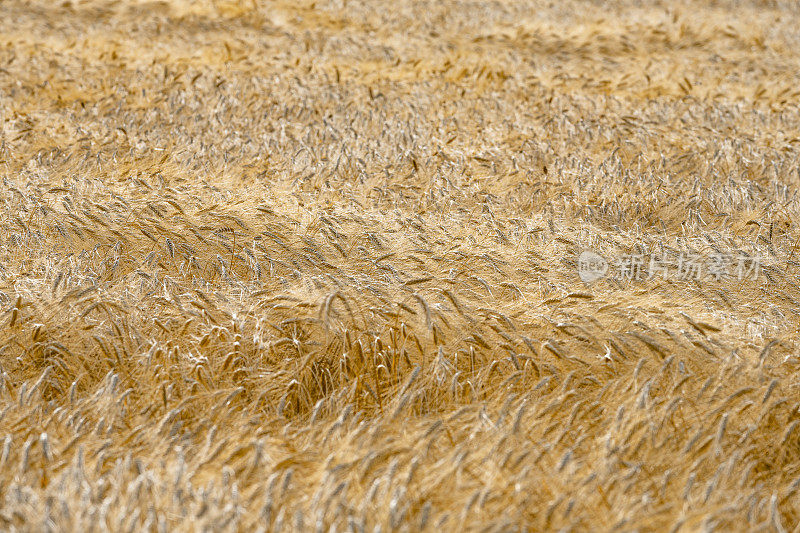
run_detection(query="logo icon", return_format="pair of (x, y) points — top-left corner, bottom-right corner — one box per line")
(577, 251), (608, 283)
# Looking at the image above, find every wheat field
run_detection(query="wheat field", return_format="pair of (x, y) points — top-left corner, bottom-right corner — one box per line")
(1, 0), (800, 530)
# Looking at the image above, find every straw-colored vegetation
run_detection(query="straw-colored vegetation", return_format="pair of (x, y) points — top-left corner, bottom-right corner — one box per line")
(1, 0), (800, 530)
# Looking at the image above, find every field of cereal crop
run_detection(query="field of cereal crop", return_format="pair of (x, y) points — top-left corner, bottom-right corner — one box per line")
(2, 0), (800, 530)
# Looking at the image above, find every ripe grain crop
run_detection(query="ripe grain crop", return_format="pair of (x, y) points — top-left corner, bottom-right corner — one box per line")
(1, 0), (800, 530)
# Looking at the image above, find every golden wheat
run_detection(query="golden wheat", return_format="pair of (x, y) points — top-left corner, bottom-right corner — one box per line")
(0, 0), (800, 530)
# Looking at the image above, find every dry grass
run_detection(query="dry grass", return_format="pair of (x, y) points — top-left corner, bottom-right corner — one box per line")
(1, 0), (800, 530)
